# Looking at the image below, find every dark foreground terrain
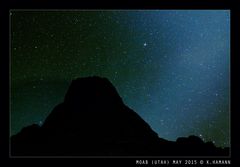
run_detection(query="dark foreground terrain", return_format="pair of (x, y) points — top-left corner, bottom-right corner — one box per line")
(11, 76), (229, 156)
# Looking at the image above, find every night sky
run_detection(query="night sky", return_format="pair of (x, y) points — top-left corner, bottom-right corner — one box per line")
(10, 10), (230, 147)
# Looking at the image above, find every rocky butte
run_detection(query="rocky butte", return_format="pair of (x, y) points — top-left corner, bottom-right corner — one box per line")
(11, 76), (229, 156)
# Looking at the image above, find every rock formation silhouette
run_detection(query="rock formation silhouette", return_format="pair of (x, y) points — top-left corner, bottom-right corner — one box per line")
(11, 76), (229, 156)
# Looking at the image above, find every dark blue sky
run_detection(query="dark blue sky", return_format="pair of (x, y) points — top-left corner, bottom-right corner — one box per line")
(11, 10), (230, 147)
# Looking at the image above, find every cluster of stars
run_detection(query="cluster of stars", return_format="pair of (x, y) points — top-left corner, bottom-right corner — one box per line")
(11, 10), (230, 147)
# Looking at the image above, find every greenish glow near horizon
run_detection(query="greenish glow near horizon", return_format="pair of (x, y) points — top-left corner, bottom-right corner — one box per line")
(11, 10), (230, 147)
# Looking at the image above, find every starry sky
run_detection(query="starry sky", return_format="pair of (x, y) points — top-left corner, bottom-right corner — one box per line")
(10, 10), (230, 147)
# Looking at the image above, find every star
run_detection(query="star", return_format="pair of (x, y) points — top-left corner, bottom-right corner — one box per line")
(39, 121), (43, 126)
(11, 10), (230, 148)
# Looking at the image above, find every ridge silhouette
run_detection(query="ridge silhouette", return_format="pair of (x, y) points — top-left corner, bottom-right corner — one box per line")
(11, 76), (229, 156)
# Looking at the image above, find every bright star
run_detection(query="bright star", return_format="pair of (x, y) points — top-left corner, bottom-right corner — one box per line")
(39, 121), (43, 126)
(143, 42), (147, 47)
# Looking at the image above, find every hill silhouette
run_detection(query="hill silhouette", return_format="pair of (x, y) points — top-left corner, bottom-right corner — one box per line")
(11, 76), (229, 156)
